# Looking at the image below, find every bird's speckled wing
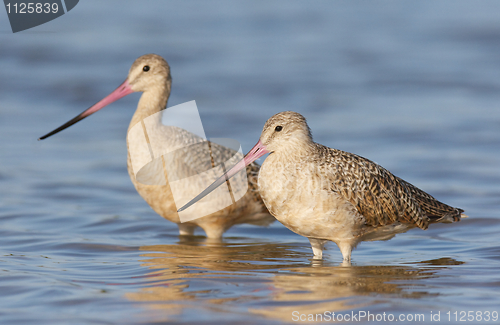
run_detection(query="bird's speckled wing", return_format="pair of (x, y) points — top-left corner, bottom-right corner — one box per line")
(398, 178), (463, 222)
(316, 144), (461, 229)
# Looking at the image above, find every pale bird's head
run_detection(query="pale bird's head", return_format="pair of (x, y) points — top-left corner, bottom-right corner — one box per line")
(259, 111), (313, 154)
(127, 54), (171, 93)
(38, 53), (171, 140)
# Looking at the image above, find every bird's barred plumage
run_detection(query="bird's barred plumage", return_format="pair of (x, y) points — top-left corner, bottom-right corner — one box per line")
(313, 143), (463, 230)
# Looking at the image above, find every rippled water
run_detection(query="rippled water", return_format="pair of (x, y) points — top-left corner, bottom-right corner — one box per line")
(1, 1), (500, 324)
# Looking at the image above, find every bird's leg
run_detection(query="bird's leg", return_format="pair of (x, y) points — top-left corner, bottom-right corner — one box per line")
(309, 238), (327, 259)
(201, 225), (225, 240)
(178, 223), (197, 236)
(337, 241), (352, 263)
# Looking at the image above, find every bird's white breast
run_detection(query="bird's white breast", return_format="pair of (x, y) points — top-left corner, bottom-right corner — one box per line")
(258, 153), (365, 242)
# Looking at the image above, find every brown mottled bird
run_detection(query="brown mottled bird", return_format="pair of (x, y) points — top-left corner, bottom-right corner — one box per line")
(39, 54), (273, 238)
(179, 111), (466, 263)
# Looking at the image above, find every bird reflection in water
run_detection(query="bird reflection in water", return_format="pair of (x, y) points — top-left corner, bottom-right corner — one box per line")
(125, 237), (464, 322)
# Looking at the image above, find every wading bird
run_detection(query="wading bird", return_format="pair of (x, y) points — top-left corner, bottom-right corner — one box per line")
(39, 54), (273, 238)
(179, 111), (466, 262)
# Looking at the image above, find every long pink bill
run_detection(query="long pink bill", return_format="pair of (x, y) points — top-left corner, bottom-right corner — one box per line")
(177, 140), (269, 212)
(38, 79), (134, 140)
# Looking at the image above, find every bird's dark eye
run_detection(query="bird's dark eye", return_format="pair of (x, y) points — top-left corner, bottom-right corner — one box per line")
(143, 65), (150, 72)
(275, 125), (283, 132)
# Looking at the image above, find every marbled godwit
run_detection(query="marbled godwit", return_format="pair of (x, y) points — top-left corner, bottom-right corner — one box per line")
(39, 54), (273, 238)
(179, 111), (466, 262)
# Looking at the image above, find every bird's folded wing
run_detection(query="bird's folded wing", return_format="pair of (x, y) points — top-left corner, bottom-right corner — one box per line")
(325, 147), (430, 229)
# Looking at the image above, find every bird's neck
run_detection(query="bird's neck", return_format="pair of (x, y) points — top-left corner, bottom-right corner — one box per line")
(266, 138), (315, 164)
(128, 84), (170, 131)
(273, 136), (316, 160)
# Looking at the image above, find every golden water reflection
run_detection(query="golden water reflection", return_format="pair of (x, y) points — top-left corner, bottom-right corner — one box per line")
(126, 238), (462, 322)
